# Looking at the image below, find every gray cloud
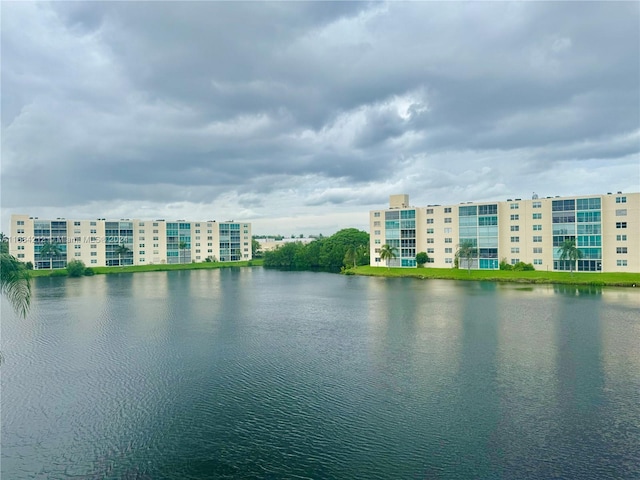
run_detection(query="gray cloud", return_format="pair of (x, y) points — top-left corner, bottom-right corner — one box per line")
(1, 1), (638, 234)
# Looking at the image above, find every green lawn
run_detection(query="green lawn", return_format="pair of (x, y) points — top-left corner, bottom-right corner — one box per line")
(352, 265), (640, 287)
(29, 259), (263, 277)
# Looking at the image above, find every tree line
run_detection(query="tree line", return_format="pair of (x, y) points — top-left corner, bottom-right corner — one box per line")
(263, 228), (369, 272)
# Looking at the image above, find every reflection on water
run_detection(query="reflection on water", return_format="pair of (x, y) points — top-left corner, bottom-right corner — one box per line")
(2, 270), (639, 479)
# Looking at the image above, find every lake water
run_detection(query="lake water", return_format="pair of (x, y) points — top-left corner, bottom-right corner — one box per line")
(2, 268), (639, 479)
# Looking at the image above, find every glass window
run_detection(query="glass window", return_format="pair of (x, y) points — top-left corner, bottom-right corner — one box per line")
(616, 222), (627, 229)
(510, 214), (519, 220)
(444, 238), (452, 243)
(444, 218), (452, 223)
(615, 209), (627, 216)
(511, 247), (519, 254)
(616, 196), (626, 203)
(616, 247), (628, 254)
(533, 236), (542, 243)
(426, 208), (434, 215)
(534, 259), (542, 265)
(444, 207), (452, 213)
(533, 213), (542, 219)
(374, 212), (380, 217)
(532, 202), (542, 208)
(511, 236), (519, 243)
(510, 226), (519, 232)
(533, 225), (542, 231)
(510, 203), (519, 210)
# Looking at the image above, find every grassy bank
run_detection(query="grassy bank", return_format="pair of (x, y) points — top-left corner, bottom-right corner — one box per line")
(29, 259), (263, 278)
(351, 265), (640, 287)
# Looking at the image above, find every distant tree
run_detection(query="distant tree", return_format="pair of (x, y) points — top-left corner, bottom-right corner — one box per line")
(0, 233), (8, 254)
(356, 244), (369, 266)
(1, 253), (31, 317)
(40, 242), (63, 269)
(558, 239), (582, 274)
(415, 252), (429, 268)
(252, 239), (262, 258)
(115, 244), (131, 267)
(179, 240), (188, 264)
(379, 244), (398, 269)
(66, 260), (86, 277)
(344, 247), (357, 268)
(456, 240), (478, 274)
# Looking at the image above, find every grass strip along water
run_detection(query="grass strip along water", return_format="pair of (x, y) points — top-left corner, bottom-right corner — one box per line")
(350, 265), (639, 287)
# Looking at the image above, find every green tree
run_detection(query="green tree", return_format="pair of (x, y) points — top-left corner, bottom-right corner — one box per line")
(456, 240), (478, 274)
(344, 247), (357, 269)
(1, 253), (31, 317)
(66, 259), (86, 277)
(39, 242), (63, 269)
(558, 239), (583, 274)
(179, 240), (187, 264)
(379, 244), (398, 269)
(0, 233), (8, 254)
(115, 244), (131, 267)
(415, 251), (429, 267)
(251, 239), (262, 259)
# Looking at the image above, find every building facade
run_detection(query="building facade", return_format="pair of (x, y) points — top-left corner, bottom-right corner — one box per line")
(370, 192), (639, 273)
(9, 216), (251, 269)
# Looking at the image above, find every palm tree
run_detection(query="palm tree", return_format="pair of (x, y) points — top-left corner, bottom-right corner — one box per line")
(344, 247), (357, 269)
(0, 232), (8, 254)
(456, 240), (478, 274)
(1, 253), (31, 317)
(115, 244), (131, 267)
(39, 242), (62, 269)
(379, 244), (398, 269)
(179, 240), (187, 264)
(558, 239), (583, 274)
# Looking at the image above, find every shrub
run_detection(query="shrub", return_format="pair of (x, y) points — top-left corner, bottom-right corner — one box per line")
(415, 252), (429, 267)
(84, 267), (95, 276)
(512, 261), (535, 271)
(24, 261), (34, 270)
(499, 259), (513, 271)
(66, 260), (86, 277)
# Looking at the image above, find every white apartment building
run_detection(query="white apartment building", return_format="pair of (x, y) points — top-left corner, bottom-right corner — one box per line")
(370, 192), (639, 273)
(9, 216), (252, 269)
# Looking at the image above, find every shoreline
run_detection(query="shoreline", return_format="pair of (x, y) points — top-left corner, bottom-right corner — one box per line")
(29, 259), (263, 277)
(349, 265), (640, 288)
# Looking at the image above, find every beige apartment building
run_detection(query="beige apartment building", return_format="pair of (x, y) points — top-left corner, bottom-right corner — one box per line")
(370, 192), (639, 273)
(9, 216), (251, 269)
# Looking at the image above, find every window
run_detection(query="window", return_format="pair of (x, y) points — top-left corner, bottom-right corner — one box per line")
(510, 203), (519, 210)
(427, 238), (434, 244)
(375, 239), (381, 244)
(153, 230), (159, 234)
(616, 209), (627, 216)
(444, 207), (452, 213)
(616, 222), (627, 229)
(207, 230), (213, 234)
(511, 236), (520, 243)
(444, 228), (452, 234)
(74, 229), (81, 234)
(510, 214), (519, 221)
(91, 244), (97, 249)
(616, 196), (626, 203)
(616, 247), (628, 254)
(153, 236), (159, 241)
(617, 260), (628, 266)
(139, 236), (145, 241)
(139, 244), (145, 248)
(427, 219), (434, 224)
(90, 229), (97, 234)
(374, 248), (380, 253)
(195, 243), (200, 247)
(153, 243), (159, 248)
(533, 259), (542, 265)
(139, 222), (145, 226)
(533, 225), (542, 231)
(533, 247), (543, 254)
(374, 212), (380, 217)
(91, 260), (97, 264)
(153, 250), (159, 254)
(153, 223), (158, 227)
(195, 229), (201, 234)
(533, 236), (542, 243)
(139, 229), (144, 234)
(445, 248), (453, 253)
(444, 218), (452, 224)
(90, 221), (96, 226)
(426, 208), (434, 214)
(511, 247), (520, 254)
(139, 251), (145, 255)
(374, 221), (381, 227)
(91, 252), (97, 257)
(427, 248), (435, 254)
(532, 213), (542, 219)
(17, 220), (25, 225)
(74, 244), (81, 250)
(510, 226), (519, 232)
(445, 238), (453, 243)
(75, 252), (81, 257)
(533, 201), (542, 208)
(511, 258), (520, 265)
(427, 228), (434, 234)
(374, 230), (381, 235)
(617, 235), (627, 241)
(445, 258), (453, 264)
(74, 221), (81, 226)
(140, 258), (145, 262)
(17, 254), (25, 258)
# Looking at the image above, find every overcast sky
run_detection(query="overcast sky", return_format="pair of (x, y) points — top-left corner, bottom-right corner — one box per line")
(2, 2), (639, 235)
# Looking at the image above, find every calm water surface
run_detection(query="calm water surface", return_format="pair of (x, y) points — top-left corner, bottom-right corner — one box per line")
(2, 268), (639, 479)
